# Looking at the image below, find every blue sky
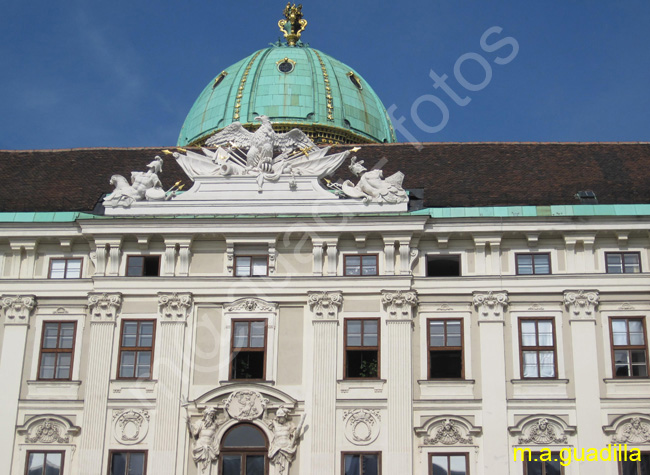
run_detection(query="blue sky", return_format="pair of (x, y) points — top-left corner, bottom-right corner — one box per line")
(1, 0), (649, 149)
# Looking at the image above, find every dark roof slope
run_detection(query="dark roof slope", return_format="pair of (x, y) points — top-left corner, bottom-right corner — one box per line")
(0, 143), (649, 212)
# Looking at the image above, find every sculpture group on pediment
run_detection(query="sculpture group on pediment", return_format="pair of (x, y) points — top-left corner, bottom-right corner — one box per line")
(104, 156), (178, 207)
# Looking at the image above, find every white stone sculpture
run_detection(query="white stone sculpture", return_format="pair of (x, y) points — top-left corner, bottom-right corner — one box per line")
(340, 157), (408, 204)
(104, 156), (169, 207)
(225, 390), (269, 421)
(343, 409), (380, 445)
(113, 409), (150, 445)
(518, 418), (568, 445)
(187, 407), (222, 473)
(265, 405), (306, 475)
(205, 115), (317, 171)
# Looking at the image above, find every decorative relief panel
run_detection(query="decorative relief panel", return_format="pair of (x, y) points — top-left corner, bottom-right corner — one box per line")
(225, 298), (277, 313)
(604, 415), (650, 444)
(18, 415), (80, 444)
(224, 390), (269, 421)
(473, 291), (508, 320)
(381, 290), (418, 319)
(563, 290), (599, 320)
(416, 416), (481, 446)
(113, 409), (150, 445)
(87, 292), (122, 321)
(510, 416), (575, 445)
(343, 409), (380, 445)
(158, 292), (193, 321)
(308, 291), (342, 319)
(1, 295), (36, 324)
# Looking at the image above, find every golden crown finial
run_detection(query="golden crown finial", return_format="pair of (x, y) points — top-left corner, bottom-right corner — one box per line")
(278, 3), (307, 46)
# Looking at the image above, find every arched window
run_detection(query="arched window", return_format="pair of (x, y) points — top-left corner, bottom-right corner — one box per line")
(220, 424), (268, 475)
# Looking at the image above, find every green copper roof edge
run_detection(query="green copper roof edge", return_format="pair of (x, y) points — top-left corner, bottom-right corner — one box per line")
(2, 204), (650, 223)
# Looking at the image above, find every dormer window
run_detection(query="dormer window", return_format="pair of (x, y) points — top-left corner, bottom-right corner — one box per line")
(347, 71), (363, 90)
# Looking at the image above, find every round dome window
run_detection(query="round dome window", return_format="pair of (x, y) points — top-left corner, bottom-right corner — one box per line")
(277, 58), (295, 73)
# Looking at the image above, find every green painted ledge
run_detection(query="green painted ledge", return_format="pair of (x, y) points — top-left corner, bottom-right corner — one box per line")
(1, 204), (650, 223)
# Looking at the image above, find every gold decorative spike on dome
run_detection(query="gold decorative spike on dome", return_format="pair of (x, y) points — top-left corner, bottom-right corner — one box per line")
(278, 3), (307, 46)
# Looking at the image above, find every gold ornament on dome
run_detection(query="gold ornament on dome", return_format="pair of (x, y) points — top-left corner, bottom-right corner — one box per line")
(278, 3), (307, 46)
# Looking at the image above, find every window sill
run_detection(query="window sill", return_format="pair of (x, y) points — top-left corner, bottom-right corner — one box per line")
(109, 379), (157, 399)
(417, 379), (475, 399)
(604, 377), (650, 397)
(338, 379), (386, 397)
(26, 380), (81, 400)
(510, 378), (569, 399)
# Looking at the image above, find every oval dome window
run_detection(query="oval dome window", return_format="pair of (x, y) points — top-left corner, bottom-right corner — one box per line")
(278, 60), (295, 73)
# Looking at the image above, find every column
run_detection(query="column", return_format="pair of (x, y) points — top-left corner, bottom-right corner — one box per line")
(151, 292), (193, 473)
(0, 295), (36, 473)
(308, 291), (342, 475)
(473, 291), (509, 475)
(382, 290), (418, 474)
(564, 290), (606, 472)
(79, 293), (122, 474)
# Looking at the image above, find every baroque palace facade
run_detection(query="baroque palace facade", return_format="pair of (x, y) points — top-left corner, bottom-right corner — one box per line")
(2, 5), (650, 475)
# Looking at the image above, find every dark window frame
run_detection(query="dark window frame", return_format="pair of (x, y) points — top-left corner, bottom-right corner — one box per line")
(428, 453), (469, 475)
(48, 257), (83, 279)
(342, 451), (382, 475)
(518, 317), (558, 380)
(344, 318), (381, 380)
(117, 319), (156, 380)
(126, 255), (161, 277)
(234, 255), (269, 277)
(515, 253), (552, 275)
(343, 254), (379, 277)
(229, 319), (268, 381)
(522, 452), (565, 475)
(107, 450), (148, 475)
(426, 254), (462, 277)
(609, 317), (649, 379)
(25, 450), (65, 475)
(605, 252), (642, 274)
(427, 318), (464, 379)
(219, 423), (269, 475)
(618, 450), (650, 475)
(37, 321), (77, 381)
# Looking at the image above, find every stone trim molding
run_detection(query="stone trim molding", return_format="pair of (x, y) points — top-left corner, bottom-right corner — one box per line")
(1, 295), (36, 325)
(564, 290), (599, 320)
(308, 291), (343, 320)
(509, 415), (576, 445)
(381, 290), (418, 319)
(473, 291), (508, 321)
(17, 414), (80, 444)
(158, 292), (193, 322)
(415, 415), (481, 446)
(603, 414), (650, 444)
(87, 292), (122, 321)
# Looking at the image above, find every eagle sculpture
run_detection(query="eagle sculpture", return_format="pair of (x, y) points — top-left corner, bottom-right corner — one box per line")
(205, 115), (317, 171)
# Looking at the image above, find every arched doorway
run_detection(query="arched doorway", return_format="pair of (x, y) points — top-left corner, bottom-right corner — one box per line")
(220, 423), (269, 475)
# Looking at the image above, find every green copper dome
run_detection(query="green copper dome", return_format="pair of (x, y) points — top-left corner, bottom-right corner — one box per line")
(177, 44), (397, 146)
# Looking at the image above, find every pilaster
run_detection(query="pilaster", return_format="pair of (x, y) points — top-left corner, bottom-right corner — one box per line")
(9, 239), (37, 279)
(473, 291), (509, 475)
(79, 293), (122, 474)
(382, 290), (418, 475)
(0, 295), (36, 473)
(308, 291), (342, 475)
(326, 241), (338, 276)
(151, 292), (193, 473)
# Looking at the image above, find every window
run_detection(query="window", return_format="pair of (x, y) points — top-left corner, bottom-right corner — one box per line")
(118, 320), (155, 379)
(235, 256), (268, 277)
(522, 452), (564, 475)
(428, 319), (463, 379)
(220, 424), (268, 475)
(126, 255), (160, 277)
(343, 452), (381, 475)
(345, 319), (379, 379)
(25, 451), (64, 475)
(426, 255), (461, 277)
(230, 320), (267, 380)
(519, 318), (556, 379)
(606, 252), (641, 274)
(48, 258), (82, 278)
(610, 317), (648, 378)
(516, 253), (551, 275)
(430, 453), (468, 475)
(619, 451), (650, 475)
(38, 322), (76, 380)
(109, 451), (147, 475)
(344, 255), (378, 276)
